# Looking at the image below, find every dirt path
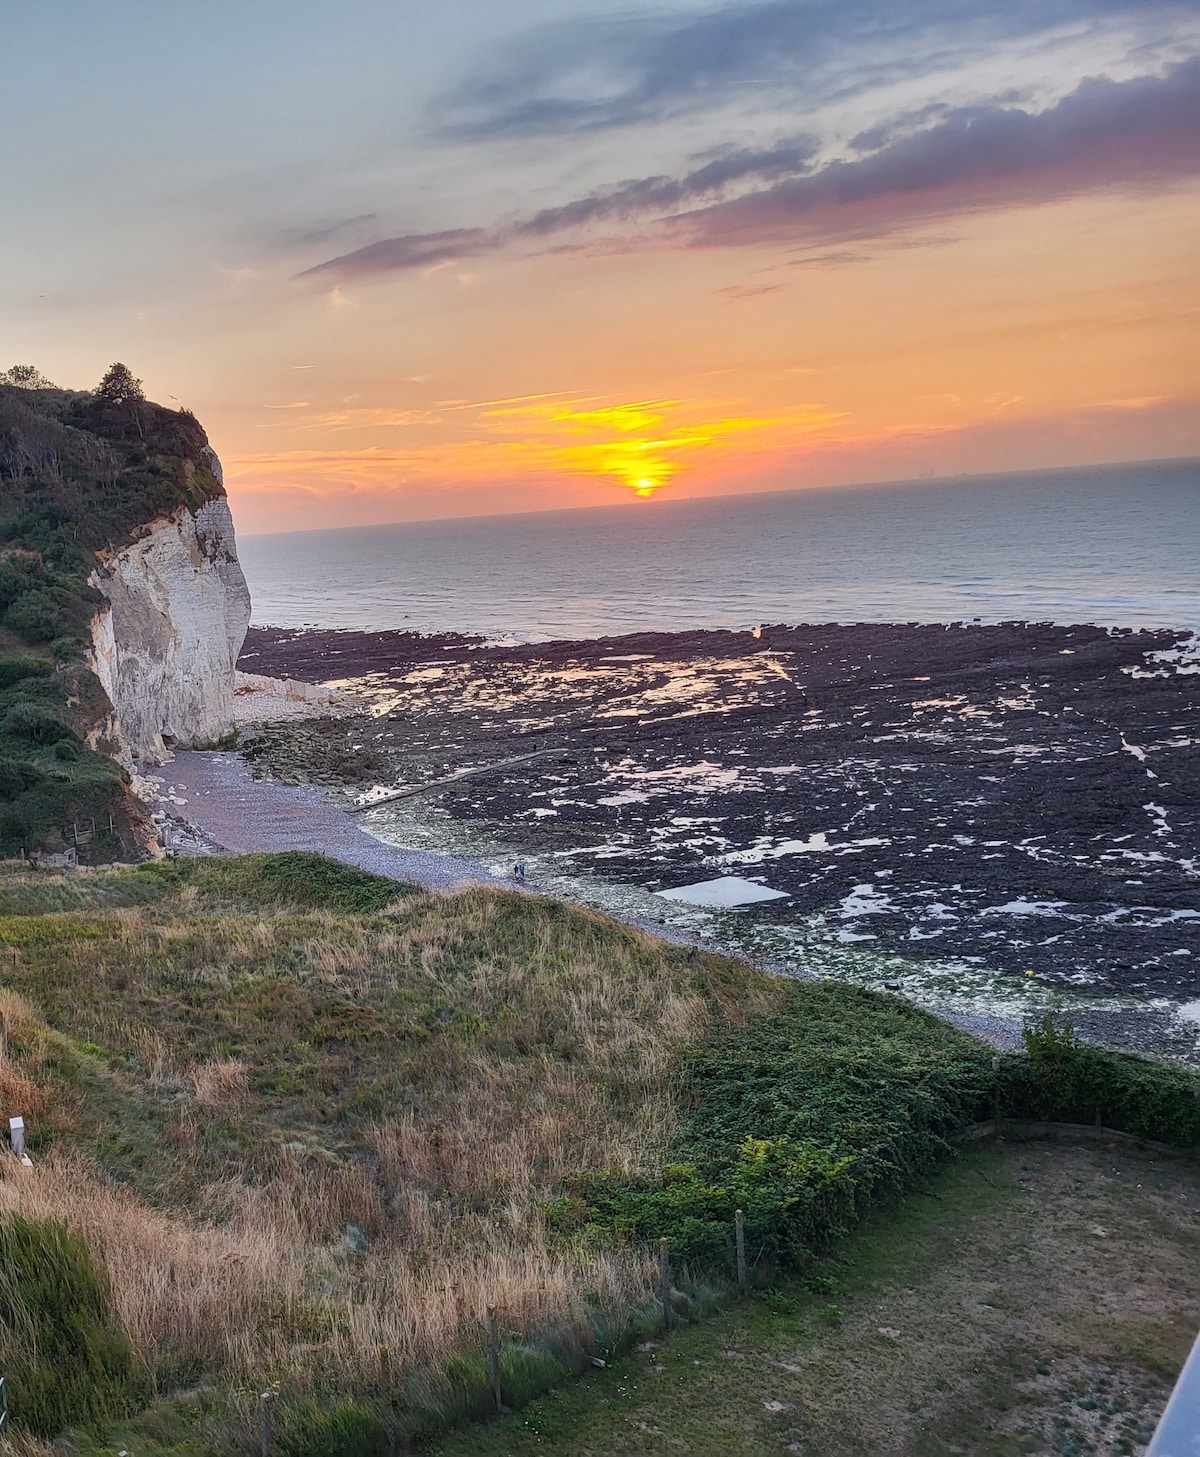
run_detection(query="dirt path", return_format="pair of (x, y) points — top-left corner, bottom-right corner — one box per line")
(432, 1141), (1200, 1457)
(148, 751), (503, 892)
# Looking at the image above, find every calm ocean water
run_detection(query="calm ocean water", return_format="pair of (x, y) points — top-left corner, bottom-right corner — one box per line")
(237, 458), (1200, 643)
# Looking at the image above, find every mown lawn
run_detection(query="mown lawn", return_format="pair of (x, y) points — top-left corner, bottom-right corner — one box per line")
(433, 1141), (1200, 1457)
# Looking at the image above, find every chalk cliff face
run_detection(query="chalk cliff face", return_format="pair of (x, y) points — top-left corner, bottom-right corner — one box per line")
(89, 476), (251, 766)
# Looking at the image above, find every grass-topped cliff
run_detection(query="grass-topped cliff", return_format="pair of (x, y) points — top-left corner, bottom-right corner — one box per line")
(0, 853), (1195, 1454)
(0, 364), (227, 858)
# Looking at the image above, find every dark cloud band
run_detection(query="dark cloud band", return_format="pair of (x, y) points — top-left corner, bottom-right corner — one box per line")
(304, 59), (1200, 283)
(682, 58), (1200, 248)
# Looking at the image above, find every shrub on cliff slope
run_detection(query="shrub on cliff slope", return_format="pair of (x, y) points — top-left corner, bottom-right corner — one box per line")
(563, 987), (1200, 1274)
(0, 658), (127, 858)
(0, 1215), (136, 1435)
(0, 364), (229, 855)
(557, 984), (995, 1269)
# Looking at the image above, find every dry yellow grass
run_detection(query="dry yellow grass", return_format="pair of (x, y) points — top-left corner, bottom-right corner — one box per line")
(189, 1057), (250, 1109)
(0, 869), (781, 1425)
(0, 1431), (59, 1457)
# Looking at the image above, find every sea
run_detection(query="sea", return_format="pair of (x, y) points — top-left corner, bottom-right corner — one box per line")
(236, 457), (1200, 643)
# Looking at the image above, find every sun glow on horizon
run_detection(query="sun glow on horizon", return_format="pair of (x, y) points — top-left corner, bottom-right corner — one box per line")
(220, 183), (1200, 535)
(479, 396), (845, 498)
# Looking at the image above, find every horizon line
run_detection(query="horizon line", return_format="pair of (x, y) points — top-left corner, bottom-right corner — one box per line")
(231, 452), (1200, 541)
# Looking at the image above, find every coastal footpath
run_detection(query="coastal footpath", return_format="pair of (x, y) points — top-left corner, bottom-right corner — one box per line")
(0, 366), (319, 857)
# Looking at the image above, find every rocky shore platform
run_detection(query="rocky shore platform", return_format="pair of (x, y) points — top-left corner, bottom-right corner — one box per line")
(237, 620), (1199, 1044)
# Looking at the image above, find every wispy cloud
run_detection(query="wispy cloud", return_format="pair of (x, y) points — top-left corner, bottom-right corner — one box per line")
(283, 213), (380, 247)
(518, 135), (820, 236)
(305, 59), (1200, 282)
(1085, 394), (1165, 411)
(299, 138), (819, 281)
(304, 228), (491, 279)
(720, 281), (785, 300)
(300, 407), (443, 430)
(432, 0), (1181, 139)
(677, 58), (1200, 249)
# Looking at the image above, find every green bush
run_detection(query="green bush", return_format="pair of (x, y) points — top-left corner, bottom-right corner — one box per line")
(1001, 1011), (1200, 1145)
(571, 1137), (858, 1270)
(559, 983), (995, 1271)
(4, 588), (69, 641)
(0, 656), (52, 689)
(0, 744), (127, 856)
(0, 753), (44, 798)
(0, 1215), (136, 1436)
(2, 701), (76, 745)
(276, 1397), (387, 1457)
(140, 852), (409, 913)
(51, 634), (86, 664)
(0, 555), (42, 608)
(0, 806), (29, 847)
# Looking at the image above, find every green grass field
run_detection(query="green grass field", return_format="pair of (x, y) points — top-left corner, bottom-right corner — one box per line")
(0, 852), (1195, 1455)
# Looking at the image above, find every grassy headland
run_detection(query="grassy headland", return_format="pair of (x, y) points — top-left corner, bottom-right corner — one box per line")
(0, 368), (227, 858)
(0, 852), (1195, 1453)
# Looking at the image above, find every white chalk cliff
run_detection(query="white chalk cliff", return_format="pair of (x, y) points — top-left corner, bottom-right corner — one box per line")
(88, 461), (251, 766)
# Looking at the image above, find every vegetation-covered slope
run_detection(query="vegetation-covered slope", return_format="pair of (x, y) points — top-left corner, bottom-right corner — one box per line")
(0, 853), (1195, 1454)
(0, 364), (227, 857)
(0, 855), (780, 1451)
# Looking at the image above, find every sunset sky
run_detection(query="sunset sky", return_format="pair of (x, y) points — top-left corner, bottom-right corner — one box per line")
(3, 1), (1198, 534)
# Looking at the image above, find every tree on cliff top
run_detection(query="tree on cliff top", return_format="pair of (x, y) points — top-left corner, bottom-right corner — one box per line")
(0, 364), (57, 390)
(94, 362), (144, 406)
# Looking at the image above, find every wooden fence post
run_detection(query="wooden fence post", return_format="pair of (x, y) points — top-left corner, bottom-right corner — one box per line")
(0, 1011), (7, 1063)
(378, 1345), (396, 1455)
(258, 1391), (273, 1456)
(659, 1238), (673, 1332)
(735, 1209), (747, 1294)
(487, 1305), (503, 1413)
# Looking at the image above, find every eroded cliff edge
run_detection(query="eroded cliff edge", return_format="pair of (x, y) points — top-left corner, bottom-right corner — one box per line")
(0, 368), (253, 853)
(89, 479), (252, 766)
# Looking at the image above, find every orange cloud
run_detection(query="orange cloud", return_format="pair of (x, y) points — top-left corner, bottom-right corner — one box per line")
(479, 396), (844, 496)
(231, 394), (844, 502)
